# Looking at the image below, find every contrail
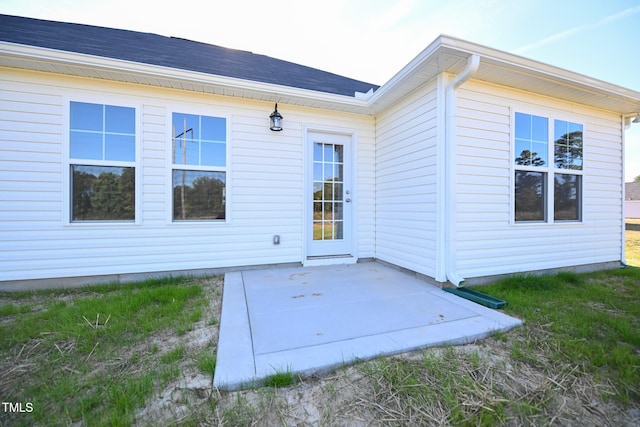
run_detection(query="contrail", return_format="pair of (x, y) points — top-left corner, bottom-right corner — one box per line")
(514, 5), (640, 54)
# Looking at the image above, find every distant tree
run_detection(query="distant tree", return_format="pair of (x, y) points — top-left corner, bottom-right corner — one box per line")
(515, 150), (545, 167)
(554, 130), (583, 170)
(634, 175), (640, 182)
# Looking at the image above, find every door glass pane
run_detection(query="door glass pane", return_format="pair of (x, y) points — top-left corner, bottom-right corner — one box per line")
(313, 142), (345, 241)
(333, 183), (343, 200)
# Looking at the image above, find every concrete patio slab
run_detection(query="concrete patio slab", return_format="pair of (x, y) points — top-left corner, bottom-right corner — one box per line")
(213, 262), (522, 390)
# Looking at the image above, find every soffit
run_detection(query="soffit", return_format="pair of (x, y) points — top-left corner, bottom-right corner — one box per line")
(1, 36), (640, 117)
(369, 37), (640, 115)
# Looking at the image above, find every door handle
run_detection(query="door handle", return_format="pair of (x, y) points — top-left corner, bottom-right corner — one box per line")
(346, 198), (351, 203)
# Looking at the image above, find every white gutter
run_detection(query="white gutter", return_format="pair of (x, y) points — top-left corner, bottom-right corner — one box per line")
(0, 41), (371, 113)
(444, 54), (480, 287)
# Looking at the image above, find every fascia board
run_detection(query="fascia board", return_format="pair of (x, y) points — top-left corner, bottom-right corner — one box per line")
(2, 38), (639, 116)
(0, 42), (371, 113)
(437, 36), (640, 113)
(366, 35), (445, 113)
(368, 34), (640, 115)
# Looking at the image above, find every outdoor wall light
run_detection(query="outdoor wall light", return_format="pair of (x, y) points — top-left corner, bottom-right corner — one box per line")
(269, 103), (283, 131)
(633, 113), (640, 124)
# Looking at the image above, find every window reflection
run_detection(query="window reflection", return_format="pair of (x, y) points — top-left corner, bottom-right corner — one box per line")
(514, 113), (548, 166)
(69, 102), (136, 222)
(554, 174), (581, 221)
(172, 112), (227, 221)
(515, 171), (546, 222)
(173, 113), (226, 167)
(554, 120), (583, 170)
(72, 165), (135, 221)
(172, 171), (226, 220)
(312, 141), (344, 240)
(70, 102), (135, 162)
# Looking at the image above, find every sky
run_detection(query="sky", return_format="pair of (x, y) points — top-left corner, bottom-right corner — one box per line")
(2, 0), (639, 181)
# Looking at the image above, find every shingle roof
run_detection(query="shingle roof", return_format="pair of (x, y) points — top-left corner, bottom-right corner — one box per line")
(626, 182), (640, 200)
(0, 14), (379, 97)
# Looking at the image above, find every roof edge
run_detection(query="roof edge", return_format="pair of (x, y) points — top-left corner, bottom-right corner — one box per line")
(438, 35), (640, 106)
(0, 41), (371, 113)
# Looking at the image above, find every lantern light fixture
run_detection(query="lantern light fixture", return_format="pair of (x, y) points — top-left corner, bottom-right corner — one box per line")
(633, 113), (640, 124)
(269, 103), (283, 131)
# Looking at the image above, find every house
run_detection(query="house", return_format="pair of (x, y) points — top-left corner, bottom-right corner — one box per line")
(626, 182), (640, 218)
(1, 14), (639, 290)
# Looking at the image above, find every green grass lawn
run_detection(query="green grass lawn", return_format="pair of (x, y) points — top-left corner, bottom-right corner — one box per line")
(481, 268), (640, 405)
(0, 276), (218, 426)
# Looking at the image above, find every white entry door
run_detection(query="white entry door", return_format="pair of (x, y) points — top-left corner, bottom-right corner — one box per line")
(306, 132), (353, 257)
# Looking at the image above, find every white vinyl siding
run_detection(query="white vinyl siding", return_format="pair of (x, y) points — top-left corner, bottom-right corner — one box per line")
(454, 81), (623, 279)
(375, 79), (439, 276)
(0, 69), (375, 283)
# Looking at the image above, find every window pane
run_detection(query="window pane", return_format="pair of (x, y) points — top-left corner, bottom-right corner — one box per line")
(554, 120), (583, 170)
(313, 162), (323, 181)
(532, 115), (548, 142)
(323, 144), (333, 162)
(172, 113), (226, 166)
(201, 116), (226, 141)
(531, 142), (548, 166)
(514, 113), (530, 139)
(201, 142), (225, 167)
(314, 143), (323, 160)
(173, 113), (200, 140)
(105, 105), (135, 133)
(70, 131), (102, 160)
(333, 183), (343, 201)
(324, 164), (334, 181)
(554, 120), (568, 143)
(71, 165), (135, 221)
(515, 139), (531, 165)
(172, 170), (225, 220)
(334, 145), (344, 163)
(515, 171), (546, 222)
(313, 202), (322, 220)
(70, 102), (103, 131)
(105, 134), (135, 161)
(554, 174), (581, 221)
(70, 102), (135, 162)
(514, 113), (547, 166)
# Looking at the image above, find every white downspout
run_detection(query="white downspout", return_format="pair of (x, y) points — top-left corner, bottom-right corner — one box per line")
(445, 54), (480, 287)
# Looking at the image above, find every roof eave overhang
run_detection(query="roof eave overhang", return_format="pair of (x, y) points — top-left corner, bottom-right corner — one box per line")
(0, 41), (371, 114)
(369, 35), (640, 115)
(1, 37), (640, 117)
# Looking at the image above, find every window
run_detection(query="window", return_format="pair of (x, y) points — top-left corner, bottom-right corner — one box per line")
(172, 113), (226, 221)
(69, 102), (136, 221)
(514, 112), (583, 223)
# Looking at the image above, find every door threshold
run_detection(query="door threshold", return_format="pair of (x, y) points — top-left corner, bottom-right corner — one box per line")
(304, 255), (356, 267)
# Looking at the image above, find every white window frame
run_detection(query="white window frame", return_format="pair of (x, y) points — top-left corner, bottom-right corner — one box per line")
(63, 97), (141, 226)
(166, 107), (231, 224)
(511, 108), (584, 225)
